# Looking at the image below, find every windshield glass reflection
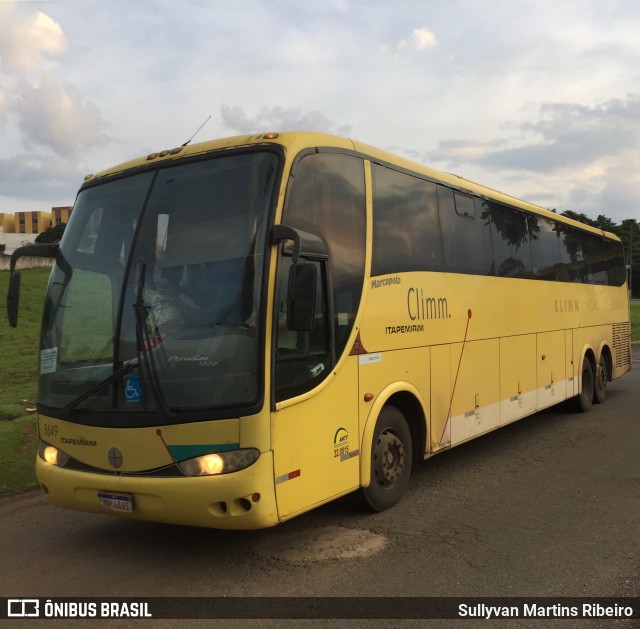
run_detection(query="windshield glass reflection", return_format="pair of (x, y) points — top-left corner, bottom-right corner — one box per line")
(39, 151), (278, 423)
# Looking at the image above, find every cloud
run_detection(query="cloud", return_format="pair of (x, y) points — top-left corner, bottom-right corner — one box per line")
(0, 89), (7, 127)
(430, 95), (640, 174)
(381, 26), (437, 54)
(14, 75), (109, 158)
(219, 105), (254, 134)
(0, 2), (109, 161)
(426, 138), (507, 167)
(1, 0), (639, 225)
(220, 104), (353, 136)
(422, 94), (640, 221)
(0, 7), (67, 75)
(583, 162), (640, 217)
(398, 27), (437, 52)
(483, 97), (640, 173)
(0, 153), (82, 204)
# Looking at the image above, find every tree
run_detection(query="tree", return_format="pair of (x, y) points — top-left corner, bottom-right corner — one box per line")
(36, 223), (66, 243)
(595, 214), (618, 232)
(560, 210), (598, 228)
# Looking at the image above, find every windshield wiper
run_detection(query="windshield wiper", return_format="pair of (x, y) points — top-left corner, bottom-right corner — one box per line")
(61, 360), (138, 416)
(133, 261), (175, 421)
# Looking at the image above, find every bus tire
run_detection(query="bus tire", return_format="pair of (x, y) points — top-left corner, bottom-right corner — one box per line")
(575, 357), (594, 413)
(594, 354), (608, 404)
(360, 406), (412, 512)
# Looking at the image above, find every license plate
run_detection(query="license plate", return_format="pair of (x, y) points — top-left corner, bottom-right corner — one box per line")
(98, 492), (134, 513)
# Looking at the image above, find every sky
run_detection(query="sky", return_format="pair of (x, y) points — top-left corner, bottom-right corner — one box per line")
(1, 0), (640, 224)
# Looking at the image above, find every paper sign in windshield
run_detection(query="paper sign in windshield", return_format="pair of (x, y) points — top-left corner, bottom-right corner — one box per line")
(40, 348), (58, 374)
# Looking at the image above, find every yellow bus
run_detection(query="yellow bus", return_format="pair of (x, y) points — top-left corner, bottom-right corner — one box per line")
(7, 132), (631, 529)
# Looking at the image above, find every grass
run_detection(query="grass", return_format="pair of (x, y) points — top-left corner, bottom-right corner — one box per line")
(0, 268), (639, 496)
(0, 268), (49, 495)
(631, 302), (640, 343)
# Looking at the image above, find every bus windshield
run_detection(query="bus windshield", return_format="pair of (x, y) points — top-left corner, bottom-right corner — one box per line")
(39, 150), (279, 424)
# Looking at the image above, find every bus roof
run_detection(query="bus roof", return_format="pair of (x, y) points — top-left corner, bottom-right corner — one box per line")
(83, 131), (619, 242)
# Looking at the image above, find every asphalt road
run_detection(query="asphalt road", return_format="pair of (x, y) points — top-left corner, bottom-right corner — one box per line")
(1, 348), (638, 628)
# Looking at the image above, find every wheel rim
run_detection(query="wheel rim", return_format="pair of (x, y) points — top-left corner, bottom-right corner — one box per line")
(597, 361), (607, 392)
(372, 428), (405, 489)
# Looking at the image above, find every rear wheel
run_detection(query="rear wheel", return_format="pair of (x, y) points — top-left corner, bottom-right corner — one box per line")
(360, 406), (412, 512)
(575, 357), (594, 412)
(594, 354), (608, 404)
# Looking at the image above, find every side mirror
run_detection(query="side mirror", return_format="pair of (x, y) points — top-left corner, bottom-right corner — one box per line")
(6, 243), (59, 328)
(271, 224), (318, 332)
(7, 271), (21, 328)
(287, 262), (316, 332)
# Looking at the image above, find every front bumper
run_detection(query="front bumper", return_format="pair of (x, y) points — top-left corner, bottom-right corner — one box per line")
(36, 451), (279, 530)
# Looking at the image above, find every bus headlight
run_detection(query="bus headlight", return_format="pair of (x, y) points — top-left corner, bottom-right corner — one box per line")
(39, 442), (70, 467)
(177, 448), (260, 476)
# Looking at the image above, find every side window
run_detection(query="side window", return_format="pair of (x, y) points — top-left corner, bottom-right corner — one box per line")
(437, 186), (492, 275)
(557, 225), (585, 282)
(485, 202), (533, 278)
(581, 234), (609, 285)
(556, 226), (625, 286)
(282, 152), (366, 361)
(455, 192), (475, 218)
(274, 256), (331, 402)
(609, 240), (627, 286)
(530, 216), (562, 281)
(372, 165), (443, 274)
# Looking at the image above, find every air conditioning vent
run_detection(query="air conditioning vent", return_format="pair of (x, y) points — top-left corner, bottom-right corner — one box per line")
(612, 322), (631, 368)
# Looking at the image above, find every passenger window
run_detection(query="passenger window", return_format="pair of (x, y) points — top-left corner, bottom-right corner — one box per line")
(581, 234), (609, 285)
(437, 186), (492, 275)
(372, 164), (443, 274)
(454, 192), (475, 218)
(485, 202), (534, 278)
(557, 224), (585, 282)
(530, 216), (562, 281)
(609, 241), (627, 286)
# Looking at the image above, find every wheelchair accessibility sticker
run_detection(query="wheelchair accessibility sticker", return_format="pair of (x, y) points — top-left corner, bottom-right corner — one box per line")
(124, 375), (141, 402)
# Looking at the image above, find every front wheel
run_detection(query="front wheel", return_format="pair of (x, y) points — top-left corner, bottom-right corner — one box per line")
(360, 406), (412, 512)
(575, 357), (594, 413)
(594, 354), (608, 404)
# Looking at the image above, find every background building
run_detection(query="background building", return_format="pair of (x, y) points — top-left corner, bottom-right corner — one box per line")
(52, 206), (73, 226)
(0, 206), (72, 256)
(0, 213), (16, 233)
(16, 211), (52, 234)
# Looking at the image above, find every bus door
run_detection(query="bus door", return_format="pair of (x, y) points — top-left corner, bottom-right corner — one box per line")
(272, 256), (360, 521)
